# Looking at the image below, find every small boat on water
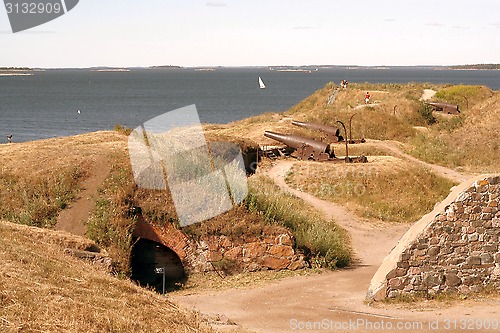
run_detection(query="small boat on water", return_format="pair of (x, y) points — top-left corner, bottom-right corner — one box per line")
(258, 77), (266, 89)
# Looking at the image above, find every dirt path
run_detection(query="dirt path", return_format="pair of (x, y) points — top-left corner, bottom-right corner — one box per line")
(368, 140), (468, 183)
(353, 103), (380, 110)
(172, 159), (498, 332)
(420, 89), (436, 101)
(54, 155), (111, 236)
(267, 161), (405, 265)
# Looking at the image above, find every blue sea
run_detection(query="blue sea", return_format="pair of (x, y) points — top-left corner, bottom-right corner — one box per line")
(0, 67), (499, 143)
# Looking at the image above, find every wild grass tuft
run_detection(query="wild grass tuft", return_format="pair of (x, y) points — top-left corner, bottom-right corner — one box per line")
(86, 153), (136, 275)
(245, 175), (352, 268)
(0, 166), (85, 227)
(113, 123), (133, 136)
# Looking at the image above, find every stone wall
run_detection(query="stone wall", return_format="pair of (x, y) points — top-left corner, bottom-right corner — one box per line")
(193, 231), (308, 273)
(367, 175), (500, 300)
(133, 217), (307, 274)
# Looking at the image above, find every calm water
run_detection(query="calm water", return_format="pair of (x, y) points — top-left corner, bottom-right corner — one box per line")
(0, 67), (499, 143)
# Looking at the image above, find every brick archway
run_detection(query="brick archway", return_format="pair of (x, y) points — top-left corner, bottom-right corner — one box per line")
(133, 216), (197, 272)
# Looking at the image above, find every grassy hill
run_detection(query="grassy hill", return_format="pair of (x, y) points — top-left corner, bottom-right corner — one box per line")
(208, 82), (499, 172)
(204, 82), (499, 224)
(0, 82), (498, 329)
(0, 220), (213, 333)
(407, 87), (499, 172)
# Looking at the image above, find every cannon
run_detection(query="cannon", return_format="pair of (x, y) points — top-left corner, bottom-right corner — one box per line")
(291, 120), (343, 142)
(264, 131), (335, 161)
(427, 102), (460, 115)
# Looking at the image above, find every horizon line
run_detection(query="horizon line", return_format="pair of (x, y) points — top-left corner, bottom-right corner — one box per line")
(3, 64), (498, 70)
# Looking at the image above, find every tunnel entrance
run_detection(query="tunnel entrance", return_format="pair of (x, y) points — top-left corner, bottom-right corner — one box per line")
(131, 238), (186, 292)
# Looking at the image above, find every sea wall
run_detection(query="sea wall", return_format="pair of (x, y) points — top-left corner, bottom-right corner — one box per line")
(367, 175), (500, 300)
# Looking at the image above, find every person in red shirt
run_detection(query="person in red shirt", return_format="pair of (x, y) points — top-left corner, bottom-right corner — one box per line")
(365, 92), (371, 104)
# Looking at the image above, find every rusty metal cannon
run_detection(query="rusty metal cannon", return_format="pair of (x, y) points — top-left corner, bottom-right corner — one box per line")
(291, 120), (343, 142)
(264, 131), (335, 161)
(427, 102), (460, 115)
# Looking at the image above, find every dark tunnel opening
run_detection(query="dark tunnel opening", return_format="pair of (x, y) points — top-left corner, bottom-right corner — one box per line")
(131, 238), (186, 293)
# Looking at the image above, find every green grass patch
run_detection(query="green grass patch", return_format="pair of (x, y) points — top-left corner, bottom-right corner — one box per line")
(245, 175), (352, 268)
(406, 134), (466, 168)
(434, 85), (492, 107)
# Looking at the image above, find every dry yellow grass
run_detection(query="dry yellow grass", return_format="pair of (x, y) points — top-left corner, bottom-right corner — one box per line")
(0, 83), (497, 331)
(0, 131), (125, 176)
(284, 157), (456, 223)
(0, 131), (127, 227)
(407, 90), (500, 172)
(0, 220), (214, 333)
(207, 82), (498, 173)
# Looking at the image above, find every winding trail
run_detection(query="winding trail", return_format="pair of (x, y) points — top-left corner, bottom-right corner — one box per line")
(172, 159), (408, 332)
(267, 160), (405, 265)
(172, 155), (497, 333)
(420, 89), (437, 101)
(368, 140), (468, 183)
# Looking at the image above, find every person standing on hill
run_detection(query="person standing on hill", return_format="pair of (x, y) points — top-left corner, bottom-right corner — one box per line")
(7, 135), (12, 144)
(365, 92), (371, 104)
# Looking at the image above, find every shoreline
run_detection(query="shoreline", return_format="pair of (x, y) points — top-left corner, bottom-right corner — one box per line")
(0, 73), (33, 76)
(1, 82), (498, 145)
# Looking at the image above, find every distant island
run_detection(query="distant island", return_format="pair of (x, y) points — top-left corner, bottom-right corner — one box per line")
(0, 67), (33, 76)
(449, 64), (500, 70)
(149, 65), (183, 69)
(0, 67), (32, 71)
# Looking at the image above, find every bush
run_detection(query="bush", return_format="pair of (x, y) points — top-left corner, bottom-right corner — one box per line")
(418, 102), (436, 125)
(114, 123), (133, 136)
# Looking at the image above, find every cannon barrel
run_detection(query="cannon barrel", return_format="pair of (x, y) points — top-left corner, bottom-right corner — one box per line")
(427, 102), (460, 113)
(264, 131), (333, 155)
(291, 120), (340, 137)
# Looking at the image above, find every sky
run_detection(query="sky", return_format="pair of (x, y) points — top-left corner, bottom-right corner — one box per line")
(1, 0), (499, 68)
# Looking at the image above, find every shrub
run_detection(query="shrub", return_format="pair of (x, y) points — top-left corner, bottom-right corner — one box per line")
(114, 123), (133, 136)
(417, 102), (436, 125)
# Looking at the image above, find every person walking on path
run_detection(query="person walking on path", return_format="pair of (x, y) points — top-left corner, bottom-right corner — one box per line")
(365, 92), (371, 104)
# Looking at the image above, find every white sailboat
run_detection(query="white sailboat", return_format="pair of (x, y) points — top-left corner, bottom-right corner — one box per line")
(258, 76), (266, 89)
